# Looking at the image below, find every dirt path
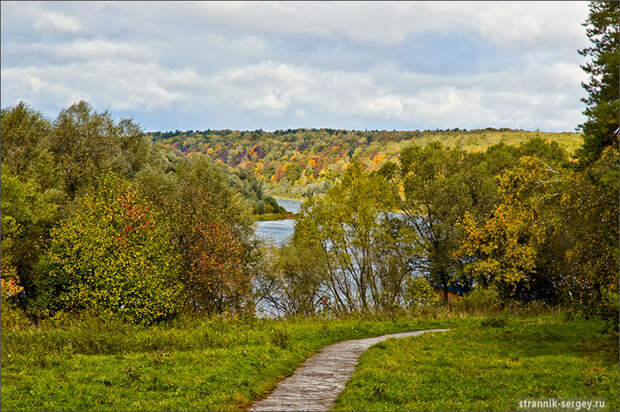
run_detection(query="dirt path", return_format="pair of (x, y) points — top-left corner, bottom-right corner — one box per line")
(250, 329), (449, 411)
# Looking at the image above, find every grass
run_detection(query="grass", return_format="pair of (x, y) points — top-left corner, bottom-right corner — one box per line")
(1, 313), (466, 411)
(333, 314), (619, 411)
(3, 311), (616, 411)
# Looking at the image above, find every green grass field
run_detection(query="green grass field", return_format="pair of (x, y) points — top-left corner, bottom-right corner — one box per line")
(2, 312), (617, 411)
(334, 315), (619, 411)
(1, 315), (462, 411)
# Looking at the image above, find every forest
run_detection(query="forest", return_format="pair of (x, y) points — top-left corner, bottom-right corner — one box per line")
(148, 127), (582, 198)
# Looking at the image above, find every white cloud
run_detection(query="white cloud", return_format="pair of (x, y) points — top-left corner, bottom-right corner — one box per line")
(33, 10), (83, 34)
(1, 55), (587, 130)
(52, 40), (152, 61)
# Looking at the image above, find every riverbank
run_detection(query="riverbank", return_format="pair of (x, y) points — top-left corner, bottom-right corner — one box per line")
(256, 212), (297, 221)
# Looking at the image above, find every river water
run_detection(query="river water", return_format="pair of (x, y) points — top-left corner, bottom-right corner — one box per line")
(254, 198), (301, 245)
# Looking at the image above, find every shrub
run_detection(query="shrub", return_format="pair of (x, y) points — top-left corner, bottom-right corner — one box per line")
(1, 264), (31, 330)
(457, 286), (501, 313)
(404, 276), (440, 310)
(34, 175), (183, 325)
(599, 290), (619, 336)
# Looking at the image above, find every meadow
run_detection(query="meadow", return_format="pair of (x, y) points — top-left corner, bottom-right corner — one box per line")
(334, 314), (619, 411)
(2, 313), (460, 410)
(2, 309), (617, 411)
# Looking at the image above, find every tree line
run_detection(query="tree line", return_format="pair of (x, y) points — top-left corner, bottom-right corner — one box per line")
(1, 101), (278, 324)
(148, 126), (582, 199)
(259, 138), (617, 323)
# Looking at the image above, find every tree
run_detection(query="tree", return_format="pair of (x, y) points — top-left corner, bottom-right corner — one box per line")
(292, 162), (415, 313)
(399, 143), (496, 304)
(136, 155), (257, 314)
(557, 146), (618, 311)
(1, 166), (60, 302)
(0, 103), (60, 191)
(458, 149), (617, 306)
(256, 243), (328, 317)
(0, 102), (51, 178)
(458, 157), (546, 300)
(48, 101), (154, 198)
(577, 0), (619, 164)
(34, 175), (183, 324)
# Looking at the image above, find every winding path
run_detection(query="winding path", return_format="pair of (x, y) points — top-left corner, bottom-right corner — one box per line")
(250, 329), (449, 411)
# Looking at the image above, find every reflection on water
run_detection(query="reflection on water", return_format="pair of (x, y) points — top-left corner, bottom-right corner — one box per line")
(254, 198), (301, 245)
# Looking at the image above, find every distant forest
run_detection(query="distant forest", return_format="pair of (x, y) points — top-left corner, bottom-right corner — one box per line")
(148, 128), (582, 197)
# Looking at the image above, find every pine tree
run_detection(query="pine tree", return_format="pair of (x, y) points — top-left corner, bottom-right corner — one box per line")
(577, 1), (619, 165)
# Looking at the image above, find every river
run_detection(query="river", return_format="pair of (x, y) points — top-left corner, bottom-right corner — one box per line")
(254, 198), (301, 245)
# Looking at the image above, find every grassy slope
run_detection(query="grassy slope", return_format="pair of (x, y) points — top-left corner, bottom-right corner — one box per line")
(1, 316), (464, 411)
(334, 315), (619, 411)
(4, 313), (615, 411)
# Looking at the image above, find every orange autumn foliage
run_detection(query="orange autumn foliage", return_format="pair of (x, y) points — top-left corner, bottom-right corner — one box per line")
(186, 222), (251, 313)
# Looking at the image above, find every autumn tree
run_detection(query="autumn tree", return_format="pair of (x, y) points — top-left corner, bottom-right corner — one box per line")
(34, 175), (183, 324)
(458, 157), (553, 300)
(137, 155), (257, 314)
(399, 143), (497, 304)
(292, 162), (415, 313)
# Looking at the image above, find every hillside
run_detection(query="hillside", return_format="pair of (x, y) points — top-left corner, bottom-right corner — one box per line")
(149, 128), (582, 198)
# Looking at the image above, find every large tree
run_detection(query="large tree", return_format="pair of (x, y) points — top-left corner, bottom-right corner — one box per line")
(291, 162), (415, 314)
(577, 0), (619, 164)
(399, 143), (497, 304)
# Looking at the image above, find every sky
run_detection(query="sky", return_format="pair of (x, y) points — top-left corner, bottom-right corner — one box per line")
(1, 1), (591, 132)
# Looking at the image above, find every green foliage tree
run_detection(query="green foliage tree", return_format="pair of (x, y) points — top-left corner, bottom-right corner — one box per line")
(577, 0), (619, 164)
(292, 162), (415, 313)
(47, 101), (154, 198)
(1, 166), (60, 300)
(35, 175), (183, 324)
(257, 243), (327, 316)
(0, 102), (52, 181)
(556, 146), (619, 312)
(399, 143), (497, 304)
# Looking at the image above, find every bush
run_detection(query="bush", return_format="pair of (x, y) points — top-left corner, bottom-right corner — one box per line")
(404, 276), (440, 311)
(33, 175), (183, 325)
(1, 279), (31, 330)
(599, 290), (619, 336)
(456, 286), (501, 313)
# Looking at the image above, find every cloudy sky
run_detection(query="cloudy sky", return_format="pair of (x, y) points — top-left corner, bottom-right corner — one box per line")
(2, 1), (590, 132)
